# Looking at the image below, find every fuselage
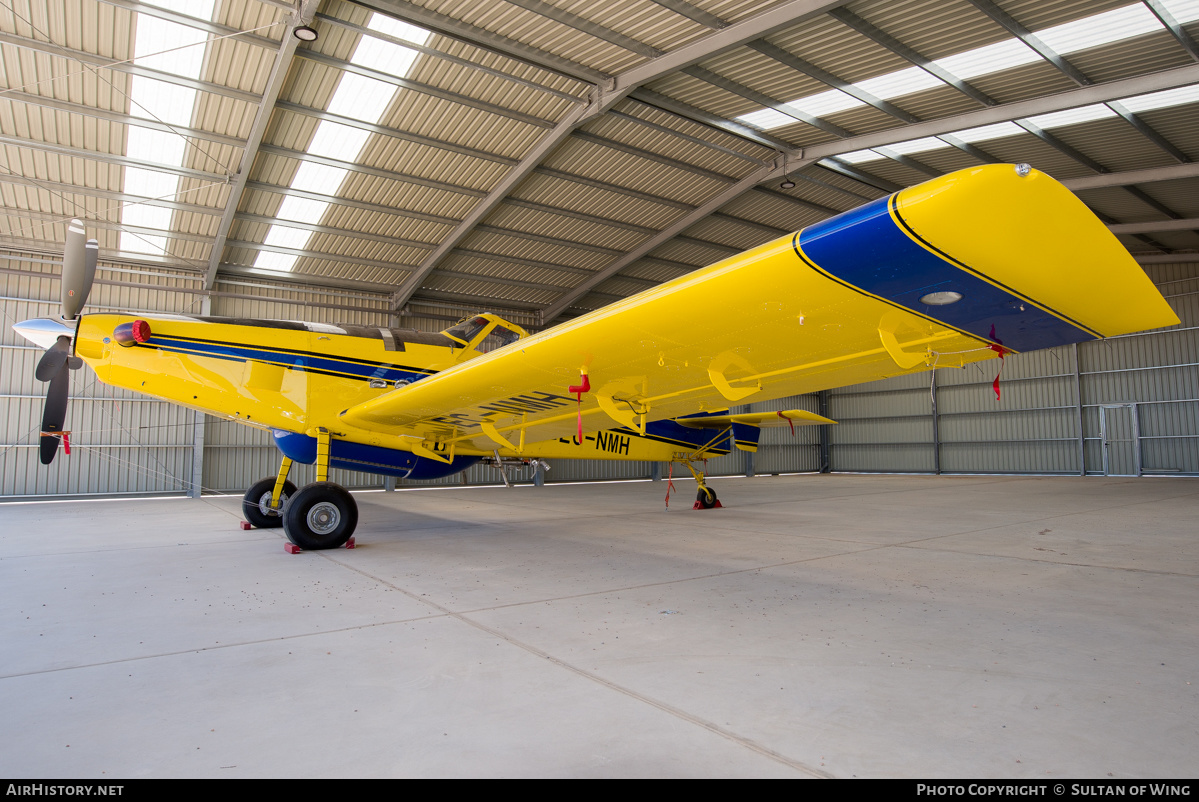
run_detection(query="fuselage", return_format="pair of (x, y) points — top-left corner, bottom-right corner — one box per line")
(69, 312), (731, 478)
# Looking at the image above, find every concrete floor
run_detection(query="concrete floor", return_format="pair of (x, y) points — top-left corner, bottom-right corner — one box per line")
(0, 473), (1196, 778)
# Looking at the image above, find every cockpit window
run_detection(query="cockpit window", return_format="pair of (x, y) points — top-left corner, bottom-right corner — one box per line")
(443, 316), (490, 346)
(474, 325), (521, 353)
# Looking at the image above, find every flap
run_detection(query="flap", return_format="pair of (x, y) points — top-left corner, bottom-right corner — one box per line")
(674, 409), (836, 429)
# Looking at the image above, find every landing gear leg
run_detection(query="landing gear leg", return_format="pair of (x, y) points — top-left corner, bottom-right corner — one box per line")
(680, 457), (721, 510)
(282, 429), (359, 550)
(242, 457), (295, 528)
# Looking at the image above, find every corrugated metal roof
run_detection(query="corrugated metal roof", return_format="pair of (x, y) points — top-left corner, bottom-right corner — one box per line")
(0, 0), (1196, 319)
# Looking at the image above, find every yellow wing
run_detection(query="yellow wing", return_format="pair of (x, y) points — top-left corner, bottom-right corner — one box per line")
(340, 165), (1177, 455)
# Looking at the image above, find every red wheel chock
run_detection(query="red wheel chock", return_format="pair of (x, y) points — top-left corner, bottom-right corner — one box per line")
(283, 537), (355, 554)
(692, 500), (723, 510)
(239, 520), (253, 530)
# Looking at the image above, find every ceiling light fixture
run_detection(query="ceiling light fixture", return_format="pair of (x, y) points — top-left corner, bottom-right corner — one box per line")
(293, 25), (319, 42)
(779, 152), (795, 189)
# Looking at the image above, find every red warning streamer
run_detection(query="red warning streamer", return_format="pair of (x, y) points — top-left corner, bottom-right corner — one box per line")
(567, 371), (590, 442)
(988, 325), (1008, 400)
(665, 461), (676, 510)
(62, 431), (71, 456)
(776, 410), (795, 436)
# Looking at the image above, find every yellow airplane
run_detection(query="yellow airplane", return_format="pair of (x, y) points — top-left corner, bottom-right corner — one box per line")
(14, 164), (1179, 550)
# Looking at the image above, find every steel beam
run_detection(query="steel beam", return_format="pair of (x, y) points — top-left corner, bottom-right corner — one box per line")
(1108, 218), (1199, 234)
(474, 224), (623, 256)
(256, 143), (489, 198)
(1061, 163), (1199, 190)
(549, 66), (1199, 324)
(216, 263), (408, 295)
(0, 175), (220, 215)
(965, 0), (1090, 86)
(1107, 101), (1191, 164)
(532, 167), (695, 210)
(501, 0), (663, 59)
(313, 12), (588, 104)
(0, 133), (228, 182)
(0, 208), (214, 243)
(608, 108), (769, 164)
(454, 248), (600, 276)
(234, 213), (437, 251)
(2, 92), (248, 148)
(274, 101), (520, 166)
(746, 39), (920, 123)
(243, 181), (458, 226)
(0, 32), (263, 104)
(1132, 253), (1199, 264)
(650, 0), (728, 29)
(1144, 0), (1199, 61)
(629, 88), (795, 151)
(793, 64), (1199, 169)
(353, 0), (608, 84)
(504, 198), (658, 235)
(388, 0), (854, 311)
(100, 0), (280, 50)
(541, 161), (778, 323)
(204, 2), (313, 290)
(682, 65), (853, 138)
(227, 240), (416, 273)
(295, 49), (555, 129)
(827, 7), (996, 108)
(570, 130), (738, 183)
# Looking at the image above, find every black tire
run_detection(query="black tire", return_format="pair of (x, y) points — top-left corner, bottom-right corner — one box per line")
(282, 482), (358, 550)
(697, 486), (717, 509)
(242, 477), (297, 529)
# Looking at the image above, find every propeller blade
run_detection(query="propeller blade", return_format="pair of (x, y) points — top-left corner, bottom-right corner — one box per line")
(39, 359), (70, 465)
(61, 221), (97, 320)
(34, 335), (71, 381)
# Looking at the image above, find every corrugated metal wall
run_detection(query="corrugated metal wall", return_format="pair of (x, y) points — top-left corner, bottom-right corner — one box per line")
(3, 250), (1195, 498)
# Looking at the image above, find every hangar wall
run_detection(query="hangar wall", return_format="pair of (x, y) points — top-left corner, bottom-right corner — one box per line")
(2, 249), (1195, 498)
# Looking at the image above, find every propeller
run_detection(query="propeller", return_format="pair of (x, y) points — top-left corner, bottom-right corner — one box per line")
(61, 219), (98, 321)
(28, 219), (98, 464)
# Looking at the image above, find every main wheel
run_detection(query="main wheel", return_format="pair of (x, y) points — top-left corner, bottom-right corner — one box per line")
(697, 485), (717, 509)
(282, 482), (358, 550)
(242, 477), (297, 529)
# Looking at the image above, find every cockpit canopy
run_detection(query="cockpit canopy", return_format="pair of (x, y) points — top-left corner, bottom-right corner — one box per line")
(441, 313), (528, 355)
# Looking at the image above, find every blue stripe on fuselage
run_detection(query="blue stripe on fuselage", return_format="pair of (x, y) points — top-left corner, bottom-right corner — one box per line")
(146, 335), (432, 384)
(795, 195), (1097, 352)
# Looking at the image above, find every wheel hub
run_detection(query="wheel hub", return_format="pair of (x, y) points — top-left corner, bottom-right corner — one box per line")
(306, 501), (341, 535)
(256, 491), (286, 517)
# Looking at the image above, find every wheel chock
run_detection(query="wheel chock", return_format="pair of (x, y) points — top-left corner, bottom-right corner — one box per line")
(344, 537), (356, 549)
(239, 520), (253, 530)
(284, 543), (302, 554)
(691, 500), (724, 510)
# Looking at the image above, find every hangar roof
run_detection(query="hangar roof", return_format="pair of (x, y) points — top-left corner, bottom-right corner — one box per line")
(2, 0), (1198, 325)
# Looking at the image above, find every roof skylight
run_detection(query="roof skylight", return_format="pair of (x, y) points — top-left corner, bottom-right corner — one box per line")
(1026, 104), (1117, 129)
(1120, 84), (1199, 113)
(736, 1), (1199, 133)
(120, 7), (214, 256)
(855, 66), (943, 101)
(254, 14), (431, 272)
(932, 38), (1038, 83)
(1034, 4), (1161, 55)
(832, 83), (1199, 165)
